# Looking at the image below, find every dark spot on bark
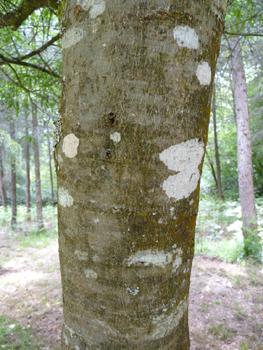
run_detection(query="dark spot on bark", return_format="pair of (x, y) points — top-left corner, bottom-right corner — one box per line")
(106, 112), (116, 127)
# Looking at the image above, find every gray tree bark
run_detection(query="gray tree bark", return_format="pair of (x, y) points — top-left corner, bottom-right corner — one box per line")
(10, 119), (17, 227)
(47, 123), (54, 206)
(25, 114), (31, 221)
(228, 37), (257, 235)
(0, 145), (7, 208)
(32, 111), (44, 231)
(212, 85), (223, 200)
(56, 1), (227, 348)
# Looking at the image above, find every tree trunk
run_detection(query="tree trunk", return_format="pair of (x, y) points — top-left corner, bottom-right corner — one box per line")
(47, 123), (54, 206)
(57, 1), (227, 348)
(212, 85), (223, 200)
(0, 145), (7, 208)
(25, 114), (31, 221)
(10, 119), (17, 227)
(32, 111), (44, 231)
(205, 149), (218, 189)
(228, 37), (257, 235)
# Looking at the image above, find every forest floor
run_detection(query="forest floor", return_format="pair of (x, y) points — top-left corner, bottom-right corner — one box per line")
(0, 226), (263, 350)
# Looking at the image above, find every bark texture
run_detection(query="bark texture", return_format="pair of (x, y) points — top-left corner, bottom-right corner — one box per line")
(25, 115), (31, 221)
(229, 37), (257, 234)
(32, 112), (44, 230)
(212, 86), (223, 200)
(57, 1), (227, 349)
(10, 119), (17, 226)
(47, 124), (54, 206)
(0, 145), (7, 208)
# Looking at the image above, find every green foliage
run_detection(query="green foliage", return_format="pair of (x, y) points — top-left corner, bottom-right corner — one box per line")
(243, 228), (263, 263)
(0, 315), (43, 349)
(17, 228), (57, 249)
(195, 198), (263, 263)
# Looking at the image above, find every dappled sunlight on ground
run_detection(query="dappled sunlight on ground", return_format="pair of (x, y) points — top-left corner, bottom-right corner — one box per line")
(0, 227), (263, 349)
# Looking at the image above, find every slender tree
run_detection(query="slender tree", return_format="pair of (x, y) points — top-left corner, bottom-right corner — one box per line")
(212, 85), (224, 199)
(25, 114), (31, 221)
(228, 37), (257, 235)
(55, 1), (227, 348)
(9, 118), (17, 227)
(46, 123), (54, 206)
(0, 144), (7, 208)
(32, 110), (44, 231)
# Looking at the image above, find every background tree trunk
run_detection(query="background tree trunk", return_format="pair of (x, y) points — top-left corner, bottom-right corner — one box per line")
(0, 145), (7, 208)
(57, 1), (227, 348)
(205, 149), (218, 189)
(46, 123), (54, 207)
(212, 85), (223, 200)
(228, 37), (257, 235)
(25, 114), (31, 221)
(32, 111), (44, 231)
(10, 119), (17, 227)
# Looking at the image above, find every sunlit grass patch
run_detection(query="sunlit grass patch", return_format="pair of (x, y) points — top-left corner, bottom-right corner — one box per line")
(0, 315), (43, 349)
(16, 229), (58, 249)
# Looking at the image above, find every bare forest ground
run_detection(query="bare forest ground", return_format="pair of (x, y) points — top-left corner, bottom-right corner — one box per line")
(0, 227), (263, 350)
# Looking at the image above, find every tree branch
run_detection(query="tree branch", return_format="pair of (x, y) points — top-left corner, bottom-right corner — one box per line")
(0, 52), (60, 78)
(224, 31), (263, 37)
(17, 33), (61, 61)
(0, 0), (50, 30)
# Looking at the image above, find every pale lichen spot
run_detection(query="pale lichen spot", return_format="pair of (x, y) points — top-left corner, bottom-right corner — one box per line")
(159, 138), (204, 200)
(62, 134), (79, 158)
(58, 188), (74, 207)
(64, 322), (75, 338)
(62, 28), (84, 50)
(127, 250), (172, 268)
(110, 132), (121, 143)
(63, 333), (69, 345)
(211, 0), (228, 17)
(173, 26), (199, 49)
(127, 286), (140, 296)
(74, 250), (89, 260)
(78, 0), (105, 19)
(151, 297), (188, 339)
(58, 154), (63, 163)
(196, 62), (212, 86)
(84, 269), (98, 280)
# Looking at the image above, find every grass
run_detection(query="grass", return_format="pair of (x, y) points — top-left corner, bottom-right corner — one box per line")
(0, 205), (57, 231)
(195, 197), (263, 263)
(0, 315), (43, 349)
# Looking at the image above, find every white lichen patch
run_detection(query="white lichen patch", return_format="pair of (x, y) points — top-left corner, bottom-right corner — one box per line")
(78, 0), (105, 19)
(58, 187), (74, 207)
(62, 28), (84, 50)
(127, 286), (140, 296)
(211, 0), (228, 16)
(173, 26), (199, 49)
(62, 134), (79, 158)
(127, 250), (172, 268)
(159, 138), (204, 200)
(151, 297), (188, 339)
(58, 154), (63, 163)
(110, 132), (121, 143)
(196, 62), (212, 86)
(63, 333), (69, 345)
(64, 322), (75, 338)
(172, 248), (183, 272)
(84, 269), (98, 280)
(74, 250), (89, 260)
